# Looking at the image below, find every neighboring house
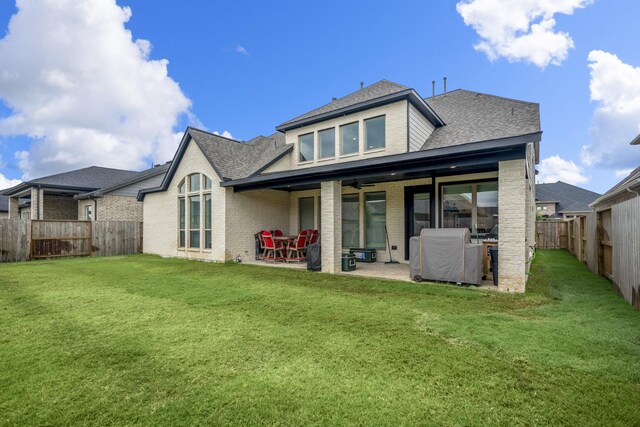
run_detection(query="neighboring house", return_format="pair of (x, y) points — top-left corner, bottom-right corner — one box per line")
(535, 181), (601, 219)
(1, 163), (170, 221)
(0, 196), (8, 219)
(140, 80), (541, 292)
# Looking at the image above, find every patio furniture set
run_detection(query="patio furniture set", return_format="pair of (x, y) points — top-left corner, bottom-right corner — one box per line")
(257, 229), (319, 262)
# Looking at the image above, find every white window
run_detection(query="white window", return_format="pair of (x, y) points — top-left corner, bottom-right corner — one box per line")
(299, 133), (314, 162)
(365, 116), (385, 150)
(178, 173), (213, 250)
(340, 122), (359, 155)
(84, 205), (92, 221)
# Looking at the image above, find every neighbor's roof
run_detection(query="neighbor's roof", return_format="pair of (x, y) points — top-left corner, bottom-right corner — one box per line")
(422, 90), (541, 151)
(591, 166), (640, 207)
(76, 162), (171, 199)
(630, 133), (640, 145)
(276, 80), (444, 131)
(1, 166), (140, 196)
(535, 181), (601, 214)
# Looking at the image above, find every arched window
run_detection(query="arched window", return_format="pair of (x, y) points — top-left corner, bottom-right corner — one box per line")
(178, 173), (213, 250)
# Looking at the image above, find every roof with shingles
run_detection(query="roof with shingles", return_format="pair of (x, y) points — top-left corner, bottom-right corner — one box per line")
(277, 80), (409, 129)
(422, 90), (541, 150)
(189, 128), (291, 180)
(591, 166), (640, 206)
(78, 162), (171, 198)
(535, 181), (601, 214)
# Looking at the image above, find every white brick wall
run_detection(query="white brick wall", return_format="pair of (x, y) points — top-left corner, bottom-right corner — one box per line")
(224, 188), (290, 262)
(321, 181), (342, 273)
(498, 159), (527, 292)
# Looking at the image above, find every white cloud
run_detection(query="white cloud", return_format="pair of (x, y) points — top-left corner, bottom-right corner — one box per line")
(235, 45), (249, 57)
(0, 173), (20, 190)
(581, 50), (640, 170)
(537, 155), (588, 185)
(615, 168), (633, 178)
(213, 130), (234, 139)
(0, 0), (193, 180)
(456, 0), (592, 68)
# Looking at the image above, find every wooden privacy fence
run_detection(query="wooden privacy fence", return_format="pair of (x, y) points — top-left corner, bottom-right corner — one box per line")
(542, 198), (639, 309)
(536, 221), (568, 249)
(0, 220), (143, 262)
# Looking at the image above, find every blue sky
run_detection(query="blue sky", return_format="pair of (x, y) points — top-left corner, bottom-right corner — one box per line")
(0, 0), (639, 194)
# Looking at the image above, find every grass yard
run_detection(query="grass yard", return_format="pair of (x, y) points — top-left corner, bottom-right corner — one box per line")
(1, 250), (639, 426)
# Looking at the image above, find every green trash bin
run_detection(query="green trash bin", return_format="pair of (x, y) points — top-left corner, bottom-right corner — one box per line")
(341, 253), (356, 271)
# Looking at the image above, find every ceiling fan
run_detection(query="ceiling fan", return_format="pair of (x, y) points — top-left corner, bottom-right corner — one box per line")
(348, 179), (375, 190)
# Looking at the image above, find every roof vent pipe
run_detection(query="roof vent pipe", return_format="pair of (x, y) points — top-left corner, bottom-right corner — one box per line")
(332, 97), (337, 102)
(443, 77), (447, 96)
(432, 80), (435, 98)
(360, 81), (364, 89)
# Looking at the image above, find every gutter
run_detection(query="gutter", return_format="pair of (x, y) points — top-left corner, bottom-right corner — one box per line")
(591, 177), (640, 207)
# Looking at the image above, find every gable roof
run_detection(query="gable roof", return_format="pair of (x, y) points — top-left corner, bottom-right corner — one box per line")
(190, 128), (290, 180)
(276, 80), (444, 131)
(535, 181), (601, 214)
(138, 127), (293, 200)
(422, 90), (541, 151)
(76, 162), (171, 199)
(1, 166), (141, 196)
(591, 166), (640, 207)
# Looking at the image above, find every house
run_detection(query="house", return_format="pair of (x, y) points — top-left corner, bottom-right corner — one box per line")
(588, 136), (640, 308)
(140, 80), (541, 292)
(0, 196), (8, 219)
(535, 181), (601, 219)
(1, 163), (170, 221)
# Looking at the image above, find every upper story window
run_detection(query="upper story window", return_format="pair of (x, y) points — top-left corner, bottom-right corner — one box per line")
(178, 173), (213, 250)
(365, 116), (385, 150)
(299, 133), (314, 162)
(318, 128), (335, 159)
(341, 122), (359, 155)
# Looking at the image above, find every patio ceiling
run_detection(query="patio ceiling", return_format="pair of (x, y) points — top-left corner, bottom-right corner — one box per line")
(222, 134), (538, 192)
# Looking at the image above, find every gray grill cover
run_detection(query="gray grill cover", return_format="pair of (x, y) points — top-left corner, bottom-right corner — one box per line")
(409, 228), (482, 285)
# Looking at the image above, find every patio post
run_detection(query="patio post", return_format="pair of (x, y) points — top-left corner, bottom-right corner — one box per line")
(320, 180), (342, 274)
(498, 159), (527, 292)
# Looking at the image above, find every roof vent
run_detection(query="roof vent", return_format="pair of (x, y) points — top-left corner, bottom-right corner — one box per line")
(360, 81), (364, 89)
(332, 97), (337, 102)
(432, 80), (435, 98)
(443, 77), (447, 96)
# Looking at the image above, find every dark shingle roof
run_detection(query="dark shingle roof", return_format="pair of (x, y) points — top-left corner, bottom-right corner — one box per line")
(189, 129), (291, 180)
(0, 195), (8, 212)
(422, 90), (541, 150)
(29, 166), (139, 189)
(77, 162), (171, 198)
(535, 181), (601, 214)
(277, 80), (409, 129)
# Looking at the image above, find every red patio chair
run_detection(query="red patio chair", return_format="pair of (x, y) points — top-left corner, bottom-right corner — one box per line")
(286, 229), (310, 262)
(308, 229), (319, 245)
(257, 230), (268, 260)
(273, 229), (283, 237)
(262, 230), (285, 262)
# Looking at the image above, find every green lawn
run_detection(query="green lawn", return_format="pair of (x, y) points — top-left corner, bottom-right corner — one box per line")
(1, 251), (639, 426)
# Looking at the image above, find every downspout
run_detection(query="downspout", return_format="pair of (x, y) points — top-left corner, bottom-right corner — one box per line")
(627, 187), (640, 197)
(92, 197), (98, 220)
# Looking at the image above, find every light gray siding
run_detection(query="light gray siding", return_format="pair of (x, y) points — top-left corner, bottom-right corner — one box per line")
(408, 103), (435, 152)
(110, 173), (165, 197)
